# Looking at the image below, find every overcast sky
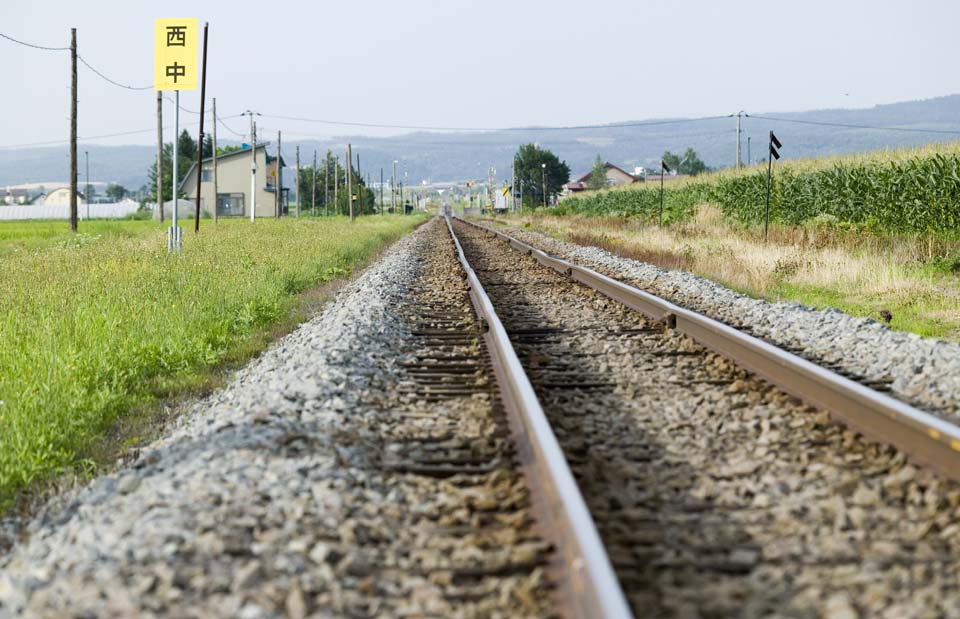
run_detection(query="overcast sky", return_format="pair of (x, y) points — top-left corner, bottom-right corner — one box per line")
(2, 0), (958, 149)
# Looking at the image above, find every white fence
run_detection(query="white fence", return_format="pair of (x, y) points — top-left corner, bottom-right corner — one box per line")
(0, 199), (141, 221)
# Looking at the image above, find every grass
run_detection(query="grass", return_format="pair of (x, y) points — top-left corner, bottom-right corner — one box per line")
(0, 214), (426, 504)
(493, 208), (960, 341)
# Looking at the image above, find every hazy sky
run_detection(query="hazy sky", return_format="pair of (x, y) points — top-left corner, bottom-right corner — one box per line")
(2, 0), (958, 149)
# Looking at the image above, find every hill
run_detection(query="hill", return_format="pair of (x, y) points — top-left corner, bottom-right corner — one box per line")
(1, 95), (959, 190)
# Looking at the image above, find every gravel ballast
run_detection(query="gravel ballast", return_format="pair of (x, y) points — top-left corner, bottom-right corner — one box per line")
(491, 222), (960, 422)
(0, 219), (552, 619)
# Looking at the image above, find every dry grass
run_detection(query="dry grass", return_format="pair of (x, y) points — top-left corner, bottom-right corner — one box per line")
(501, 207), (960, 340)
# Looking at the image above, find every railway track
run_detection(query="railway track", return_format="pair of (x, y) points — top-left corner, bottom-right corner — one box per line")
(443, 216), (960, 618)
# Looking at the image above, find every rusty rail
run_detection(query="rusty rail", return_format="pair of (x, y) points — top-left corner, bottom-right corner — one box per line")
(443, 216), (633, 619)
(457, 216), (960, 483)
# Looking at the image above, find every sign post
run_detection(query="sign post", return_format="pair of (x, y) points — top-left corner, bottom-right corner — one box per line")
(659, 160), (670, 227)
(155, 18), (199, 252)
(764, 131), (782, 242)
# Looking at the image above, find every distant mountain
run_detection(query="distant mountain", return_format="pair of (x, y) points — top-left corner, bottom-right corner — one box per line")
(2, 95), (959, 190)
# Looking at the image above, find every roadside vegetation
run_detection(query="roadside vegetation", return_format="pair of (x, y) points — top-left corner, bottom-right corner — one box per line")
(500, 208), (960, 341)
(560, 141), (960, 232)
(0, 215), (425, 503)
(494, 142), (960, 341)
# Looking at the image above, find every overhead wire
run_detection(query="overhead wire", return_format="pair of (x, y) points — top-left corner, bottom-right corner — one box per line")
(0, 31), (70, 51)
(745, 114), (960, 136)
(78, 55), (153, 90)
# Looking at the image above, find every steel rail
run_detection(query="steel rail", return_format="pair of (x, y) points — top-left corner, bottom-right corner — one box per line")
(443, 216), (633, 619)
(456, 216), (960, 483)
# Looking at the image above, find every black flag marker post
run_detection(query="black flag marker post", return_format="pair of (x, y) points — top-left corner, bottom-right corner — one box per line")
(659, 160), (670, 227)
(764, 131), (782, 241)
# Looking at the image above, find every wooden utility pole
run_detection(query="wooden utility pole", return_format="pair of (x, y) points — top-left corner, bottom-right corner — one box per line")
(295, 145), (301, 217)
(312, 150), (317, 216)
(194, 22), (209, 233)
(275, 131), (282, 217)
(212, 97), (218, 223)
(347, 144), (353, 222)
(156, 91), (164, 222)
(69, 27), (78, 232)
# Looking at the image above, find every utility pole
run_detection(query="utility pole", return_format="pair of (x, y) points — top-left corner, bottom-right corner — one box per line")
(212, 97), (218, 223)
(243, 110), (260, 221)
(323, 153), (329, 215)
(541, 163), (547, 209)
(193, 22), (208, 233)
(736, 111), (743, 170)
(69, 27), (78, 232)
(312, 150), (317, 217)
(156, 91), (164, 222)
(380, 167), (384, 215)
(347, 143), (354, 222)
(511, 158), (516, 212)
(275, 130), (282, 217)
(295, 145), (301, 217)
(747, 136), (751, 167)
(84, 150), (90, 221)
(391, 160), (397, 213)
(333, 155), (338, 216)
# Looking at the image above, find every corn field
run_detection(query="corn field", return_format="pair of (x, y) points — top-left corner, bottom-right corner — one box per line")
(559, 144), (960, 232)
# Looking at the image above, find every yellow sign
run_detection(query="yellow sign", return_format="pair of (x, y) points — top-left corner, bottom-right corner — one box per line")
(154, 18), (198, 91)
(502, 186), (510, 196)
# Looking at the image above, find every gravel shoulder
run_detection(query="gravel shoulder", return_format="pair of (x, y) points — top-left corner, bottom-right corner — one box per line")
(486, 221), (960, 423)
(0, 219), (551, 619)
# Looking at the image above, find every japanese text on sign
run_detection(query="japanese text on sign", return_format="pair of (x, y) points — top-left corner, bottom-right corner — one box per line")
(154, 18), (198, 91)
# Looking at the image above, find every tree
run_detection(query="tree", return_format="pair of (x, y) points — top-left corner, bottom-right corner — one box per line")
(147, 129), (199, 203)
(587, 155), (609, 190)
(662, 148), (709, 176)
(513, 143), (571, 208)
(105, 183), (127, 201)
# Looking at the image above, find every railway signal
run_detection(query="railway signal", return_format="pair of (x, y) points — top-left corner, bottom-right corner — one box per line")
(764, 131), (782, 241)
(659, 159), (670, 227)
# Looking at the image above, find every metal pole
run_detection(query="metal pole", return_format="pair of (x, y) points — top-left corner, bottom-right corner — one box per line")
(250, 117), (257, 222)
(156, 91), (164, 222)
(347, 144), (353, 222)
(541, 164), (547, 209)
(380, 168), (384, 215)
(69, 27), (77, 232)
(392, 160), (397, 212)
(324, 152), (329, 215)
(212, 97), (218, 223)
(333, 155), (338, 216)
(736, 111), (742, 170)
(276, 131), (282, 217)
(312, 150), (317, 217)
(295, 145), (301, 217)
(659, 165), (664, 227)
(764, 144), (773, 242)
(519, 179), (523, 214)
(84, 150), (89, 221)
(747, 136), (751, 167)
(171, 90), (180, 251)
(194, 22), (208, 233)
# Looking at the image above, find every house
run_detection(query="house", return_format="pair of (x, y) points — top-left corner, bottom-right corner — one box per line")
(179, 145), (288, 218)
(563, 162), (639, 194)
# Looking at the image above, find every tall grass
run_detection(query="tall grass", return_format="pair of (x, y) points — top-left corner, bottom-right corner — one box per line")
(0, 216), (423, 501)
(559, 141), (960, 232)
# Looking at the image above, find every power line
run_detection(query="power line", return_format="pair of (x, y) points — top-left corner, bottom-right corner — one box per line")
(257, 113), (735, 133)
(78, 54), (153, 90)
(0, 114), (246, 150)
(746, 114), (960, 136)
(165, 95), (201, 115)
(216, 112), (245, 138)
(0, 31), (70, 51)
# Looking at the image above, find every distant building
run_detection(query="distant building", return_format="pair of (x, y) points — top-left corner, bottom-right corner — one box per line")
(563, 162), (639, 194)
(179, 145), (288, 218)
(38, 187), (85, 206)
(2, 188), (30, 205)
